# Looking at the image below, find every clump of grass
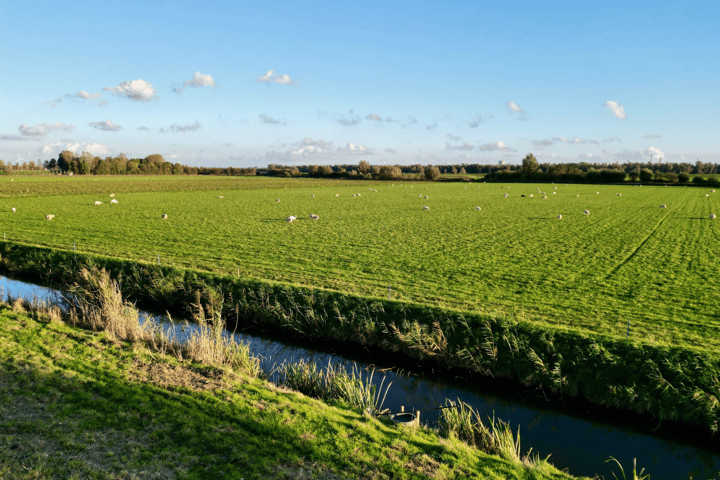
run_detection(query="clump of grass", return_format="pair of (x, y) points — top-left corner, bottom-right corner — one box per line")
(439, 399), (524, 462)
(273, 359), (391, 413)
(606, 456), (650, 480)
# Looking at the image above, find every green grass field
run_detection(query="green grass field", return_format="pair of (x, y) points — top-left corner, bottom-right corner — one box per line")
(0, 175), (718, 352)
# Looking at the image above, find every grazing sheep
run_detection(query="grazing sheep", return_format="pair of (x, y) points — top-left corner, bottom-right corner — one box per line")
(336, 194), (339, 197)
(309, 214), (319, 220)
(553, 186), (557, 190)
(503, 193), (509, 198)
(576, 194), (580, 197)
(597, 192), (600, 194)
(542, 195), (548, 199)
(418, 194), (422, 197)
(707, 194), (710, 197)
(218, 196), (224, 198)
(521, 194), (526, 198)
(286, 216), (297, 222)
(529, 194), (533, 197)
(45, 214), (54, 220)
(713, 190), (717, 193)
(311, 194), (315, 198)
(357, 193), (361, 197)
(557, 214), (562, 220)
(276, 199), (280, 203)
(111, 199), (118, 204)
(616, 193), (622, 196)
(424, 195), (428, 199)
(94, 201), (102, 205)
(11, 208), (16, 213)
(711, 214), (717, 220)
(583, 210), (590, 215)
(110, 194), (115, 197)
(161, 214), (168, 219)
(553, 191), (557, 195)
(423, 206), (430, 210)
(660, 204), (667, 208)
(475, 206), (482, 210)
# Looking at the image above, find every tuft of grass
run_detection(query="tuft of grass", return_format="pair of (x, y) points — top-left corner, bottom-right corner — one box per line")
(606, 456), (650, 480)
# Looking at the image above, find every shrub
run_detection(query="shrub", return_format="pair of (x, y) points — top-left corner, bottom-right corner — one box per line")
(639, 168), (654, 182)
(693, 176), (706, 184)
(678, 172), (691, 183)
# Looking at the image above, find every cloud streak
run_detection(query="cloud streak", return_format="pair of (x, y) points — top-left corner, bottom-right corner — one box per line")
(159, 121), (201, 133)
(257, 70), (297, 86)
(88, 120), (123, 131)
(259, 114), (286, 125)
(604, 101), (627, 120)
(19, 122), (75, 137)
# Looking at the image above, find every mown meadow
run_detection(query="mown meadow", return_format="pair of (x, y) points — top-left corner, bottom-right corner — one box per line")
(0, 176), (718, 351)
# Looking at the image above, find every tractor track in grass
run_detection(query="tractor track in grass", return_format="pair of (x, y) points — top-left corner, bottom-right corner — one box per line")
(604, 211), (671, 282)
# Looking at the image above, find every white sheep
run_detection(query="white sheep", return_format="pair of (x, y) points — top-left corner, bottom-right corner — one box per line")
(311, 194), (315, 198)
(553, 191), (557, 195)
(583, 210), (590, 215)
(557, 214), (562, 220)
(418, 194), (422, 197)
(660, 204), (667, 208)
(218, 196), (224, 198)
(529, 194), (533, 197)
(707, 194), (710, 197)
(11, 208), (16, 213)
(45, 214), (54, 220)
(276, 199), (280, 203)
(357, 193), (361, 197)
(597, 192), (600, 194)
(309, 214), (319, 220)
(110, 193), (115, 197)
(475, 206), (482, 210)
(542, 195), (548, 199)
(336, 194), (339, 197)
(713, 190), (717, 193)
(286, 215), (297, 222)
(94, 201), (103, 205)
(162, 214), (168, 219)
(576, 194), (580, 197)
(111, 199), (118, 204)
(711, 214), (717, 220)
(503, 193), (509, 198)
(424, 195), (428, 199)
(423, 206), (430, 210)
(616, 193), (622, 196)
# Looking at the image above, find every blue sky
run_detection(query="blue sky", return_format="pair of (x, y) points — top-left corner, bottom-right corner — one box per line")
(1, 0), (718, 167)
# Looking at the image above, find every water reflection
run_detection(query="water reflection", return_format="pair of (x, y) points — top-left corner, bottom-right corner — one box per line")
(1, 275), (718, 479)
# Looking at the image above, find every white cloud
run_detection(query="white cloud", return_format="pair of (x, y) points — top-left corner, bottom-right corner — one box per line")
(477, 141), (515, 152)
(604, 137), (622, 143)
(137, 126), (150, 131)
(40, 141), (109, 156)
(571, 137), (585, 144)
(170, 154), (179, 159)
(506, 101), (524, 114)
(385, 148), (396, 153)
(88, 120), (123, 131)
(426, 123), (437, 130)
(159, 121), (201, 133)
(445, 142), (474, 151)
(259, 114), (286, 125)
(104, 79), (157, 102)
(604, 101), (627, 120)
(257, 70), (297, 86)
(366, 113), (382, 122)
(446, 133), (461, 142)
(19, 122), (75, 137)
(280, 138), (374, 159)
(173, 72), (217, 93)
(337, 142), (373, 155)
(644, 134), (661, 139)
(552, 136), (585, 144)
(290, 138), (334, 156)
(646, 146), (664, 159)
(590, 140), (601, 145)
(338, 110), (361, 126)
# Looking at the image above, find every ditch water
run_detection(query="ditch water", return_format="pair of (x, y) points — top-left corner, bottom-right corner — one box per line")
(3, 276), (719, 479)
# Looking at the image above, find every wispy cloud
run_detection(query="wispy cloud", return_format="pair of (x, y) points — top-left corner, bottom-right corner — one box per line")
(257, 70), (297, 86)
(468, 115), (485, 128)
(137, 126), (150, 131)
(385, 148), (396, 153)
(366, 113), (382, 122)
(159, 121), (201, 133)
(446, 133), (461, 142)
(604, 137), (622, 143)
(445, 142), (474, 151)
(552, 136), (585, 144)
(51, 90), (105, 107)
(172, 72), (217, 94)
(104, 79), (158, 102)
(19, 122), (75, 137)
(0, 134), (24, 140)
(88, 120), (123, 131)
(337, 143), (373, 155)
(603, 101), (627, 120)
(532, 139), (554, 149)
(477, 141), (515, 152)
(338, 110), (361, 126)
(425, 123), (437, 130)
(259, 114), (286, 125)
(644, 134), (661, 139)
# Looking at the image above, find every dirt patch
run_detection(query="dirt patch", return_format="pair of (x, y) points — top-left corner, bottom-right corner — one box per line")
(127, 359), (237, 392)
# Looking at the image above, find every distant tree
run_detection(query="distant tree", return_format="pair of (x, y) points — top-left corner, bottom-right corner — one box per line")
(521, 153), (539, 176)
(378, 165), (403, 180)
(665, 172), (678, 183)
(458, 167), (466, 175)
(358, 160), (371, 174)
(629, 170), (640, 182)
(639, 168), (654, 182)
(424, 165), (441, 181)
(57, 150), (75, 172)
(145, 154), (165, 165)
(678, 172), (691, 183)
(173, 163), (185, 174)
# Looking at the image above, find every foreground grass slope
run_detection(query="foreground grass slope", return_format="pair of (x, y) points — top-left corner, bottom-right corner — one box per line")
(0, 305), (581, 479)
(0, 176), (718, 351)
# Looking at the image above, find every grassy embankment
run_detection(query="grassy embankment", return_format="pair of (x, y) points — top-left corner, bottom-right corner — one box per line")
(0, 269), (581, 479)
(0, 176), (718, 434)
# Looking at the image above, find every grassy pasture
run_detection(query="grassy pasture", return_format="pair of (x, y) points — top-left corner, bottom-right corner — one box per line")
(0, 176), (719, 352)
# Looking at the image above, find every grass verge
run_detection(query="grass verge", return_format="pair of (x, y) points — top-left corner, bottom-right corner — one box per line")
(0, 278), (587, 479)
